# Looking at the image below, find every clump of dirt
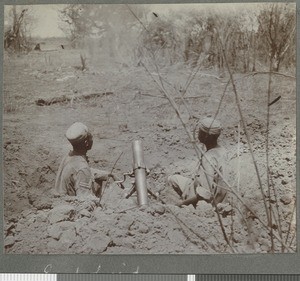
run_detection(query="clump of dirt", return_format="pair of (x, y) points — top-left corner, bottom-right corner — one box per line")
(3, 49), (296, 254)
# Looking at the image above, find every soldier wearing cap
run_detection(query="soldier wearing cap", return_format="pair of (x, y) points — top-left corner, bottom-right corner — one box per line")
(168, 117), (228, 208)
(54, 122), (114, 199)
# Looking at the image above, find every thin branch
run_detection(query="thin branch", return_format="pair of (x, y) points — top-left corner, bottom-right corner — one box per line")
(212, 79), (230, 122)
(247, 71), (295, 79)
(142, 48), (195, 119)
(126, 4), (149, 33)
(285, 201), (296, 246)
(182, 61), (203, 97)
(234, 203), (257, 251)
(288, 225), (296, 249)
(266, 55), (275, 253)
(130, 6), (293, 252)
(213, 28), (294, 252)
(142, 58), (293, 251)
(215, 27), (270, 225)
(99, 152), (124, 204)
(213, 203), (236, 253)
(150, 53), (194, 118)
(269, 168), (284, 252)
(143, 59), (237, 252)
(140, 61), (202, 158)
(165, 205), (221, 253)
(229, 199), (235, 248)
(237, 121), (241, 192)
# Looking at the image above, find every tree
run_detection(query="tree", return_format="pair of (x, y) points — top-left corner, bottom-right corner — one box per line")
(4, 6), (33, 52)
(182, 11), (258, 73)
(59, 4), (148, 65)
(140, 16), (181, 65)
(183, 16), (208, 67)
(257, 3), (296, 71)
(59, 5), (101, 47)
(199, 14), (245, 75)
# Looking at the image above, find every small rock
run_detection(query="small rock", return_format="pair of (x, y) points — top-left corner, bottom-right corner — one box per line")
(197, 201), (214, 215)
(15, 221), (26, 232)
(79, 209), (91, 218)
(48, 225), (62, 240)
(280, 195), (292, 205)
(8, 215), (18, 223)
(48, 204), (76, 223)
(260, 244), (269, 252)
(281, 179), (288, 185)
(138, 223), (149, 234)
(21, 209), (35, 218)
(28, 217), (36, 224)
(59, 229), (76, 247)
(5, 223), (15, 235)
(259, 237), (270, 247)
(4, 236), (16, 248)
(47, 239), (65, 252)
(35, 201), (52, 210)
(47, 221), (76, 240)
(86, 234), (112, 253)
(36, 211), (48, 223)
(153, 204), (165, 215)
(217, 203), (234, 218)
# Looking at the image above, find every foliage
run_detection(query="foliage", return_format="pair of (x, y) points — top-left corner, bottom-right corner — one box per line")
(257, 3), (296, 71)
(59, 5), (102, 47)
(58, 3), (296, 72)
(140, 16), (182, 65)
(136, 3), (295, 72)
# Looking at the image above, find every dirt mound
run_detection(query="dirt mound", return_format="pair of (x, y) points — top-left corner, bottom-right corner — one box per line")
(3, 183), (242, 254)
(3, 50), (296, 254)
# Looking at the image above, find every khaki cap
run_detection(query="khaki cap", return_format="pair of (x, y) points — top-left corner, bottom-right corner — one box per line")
(199, 117), (222, 135)
(65, 122), (89, 144)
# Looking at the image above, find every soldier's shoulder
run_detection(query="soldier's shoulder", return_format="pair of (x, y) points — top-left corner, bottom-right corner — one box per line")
(68, 155), (90, 171)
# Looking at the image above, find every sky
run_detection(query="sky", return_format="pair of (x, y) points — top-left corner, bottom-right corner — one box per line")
(31, 5), (66, 38)
(4, 5), (66, 38)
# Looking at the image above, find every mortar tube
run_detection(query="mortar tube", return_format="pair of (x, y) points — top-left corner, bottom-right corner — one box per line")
(132, 140), (148, 206)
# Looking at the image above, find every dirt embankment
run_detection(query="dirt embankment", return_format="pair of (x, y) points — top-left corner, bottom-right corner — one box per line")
(3, 49), (296, 254)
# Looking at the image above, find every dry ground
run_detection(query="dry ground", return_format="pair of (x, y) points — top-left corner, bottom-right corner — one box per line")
(2, 43), (296, 254)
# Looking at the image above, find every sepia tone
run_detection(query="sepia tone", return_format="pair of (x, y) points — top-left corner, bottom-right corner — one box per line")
(2, 3), (296, 254)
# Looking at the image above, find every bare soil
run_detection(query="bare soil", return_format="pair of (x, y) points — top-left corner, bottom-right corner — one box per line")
(3, 44), (296, 254)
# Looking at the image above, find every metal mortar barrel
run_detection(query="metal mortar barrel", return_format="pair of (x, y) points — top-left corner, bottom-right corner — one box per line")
(132, 140), (148, 206)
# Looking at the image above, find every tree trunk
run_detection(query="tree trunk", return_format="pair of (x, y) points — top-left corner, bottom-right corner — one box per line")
(12, 6), (20, 51)
(252, 35), (256, 72)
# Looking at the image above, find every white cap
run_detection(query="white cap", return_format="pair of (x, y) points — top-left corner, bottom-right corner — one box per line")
(65, 122), (89, 144)
(199, 117), (222, 135)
